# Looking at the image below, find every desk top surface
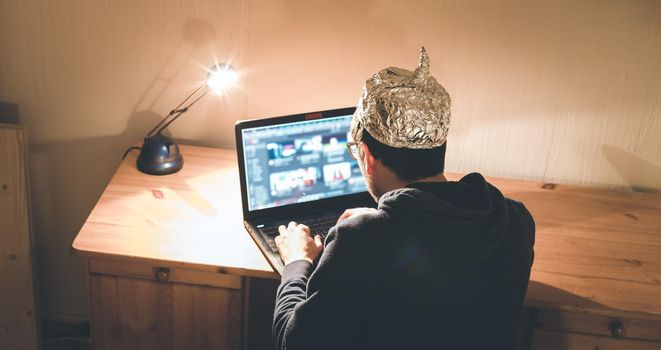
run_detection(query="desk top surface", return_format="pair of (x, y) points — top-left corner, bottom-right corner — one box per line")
(73, 145), (277, 279)
(73, 145), (661, 319)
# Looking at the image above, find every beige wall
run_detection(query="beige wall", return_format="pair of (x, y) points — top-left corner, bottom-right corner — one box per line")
(1, 0), (659, 320)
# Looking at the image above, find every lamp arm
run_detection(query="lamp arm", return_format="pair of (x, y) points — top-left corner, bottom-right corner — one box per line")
(145, 83), (209, 138)
(145, 109), (176, 138)
(155, 86), (211, 135)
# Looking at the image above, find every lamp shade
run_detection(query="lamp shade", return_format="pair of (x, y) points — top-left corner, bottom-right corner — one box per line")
(207, 63), (238, 95)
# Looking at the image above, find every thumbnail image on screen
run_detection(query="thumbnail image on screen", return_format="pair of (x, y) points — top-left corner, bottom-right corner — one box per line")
(242, 115), (367, 211)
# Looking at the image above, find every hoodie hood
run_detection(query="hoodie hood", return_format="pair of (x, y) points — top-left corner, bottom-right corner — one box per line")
(378, 173), (509, 263)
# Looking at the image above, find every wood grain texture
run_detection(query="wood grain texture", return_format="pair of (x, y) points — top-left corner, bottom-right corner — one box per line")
(535, 309), (661, 342)
(172, 283), (243, 350)
(0, 125), (37, 350)
(89, 260), (242, 290)
(73, 146), (278, 280)
(443, 172), (661, 320)
(531, 329), (661, 350)
(90, 274), (173, 350)
(90, 272), (242, 350)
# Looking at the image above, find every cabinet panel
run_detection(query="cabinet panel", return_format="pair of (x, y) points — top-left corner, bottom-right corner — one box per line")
(90, 273), (242, 350)
(536, 308), (661, 342)
(172, 283), (242, 350)
(0, 125), (37, 350)
(90, 274), (173, 349)
(532, 330), (661, 350)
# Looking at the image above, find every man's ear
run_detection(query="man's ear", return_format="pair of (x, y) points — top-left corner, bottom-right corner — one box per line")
(362, 143), (376, 176)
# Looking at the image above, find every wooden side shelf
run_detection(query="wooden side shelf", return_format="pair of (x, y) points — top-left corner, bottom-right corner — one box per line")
(0, 124), (38, 350)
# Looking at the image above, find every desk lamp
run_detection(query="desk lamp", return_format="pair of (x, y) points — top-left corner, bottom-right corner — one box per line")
(136, 63), (238, 175)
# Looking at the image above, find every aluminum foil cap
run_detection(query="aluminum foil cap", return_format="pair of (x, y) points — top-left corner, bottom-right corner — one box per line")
(351, 47), (451, 149)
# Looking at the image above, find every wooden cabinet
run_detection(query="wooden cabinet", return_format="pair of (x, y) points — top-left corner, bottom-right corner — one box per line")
(531, 309), (661, 349)
(86, 259), (278, 350)
(88, 260), (244, 350)
(0, 124), (38, 350)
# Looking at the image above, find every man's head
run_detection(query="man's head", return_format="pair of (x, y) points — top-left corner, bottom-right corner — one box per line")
(349, 47), (451, 199)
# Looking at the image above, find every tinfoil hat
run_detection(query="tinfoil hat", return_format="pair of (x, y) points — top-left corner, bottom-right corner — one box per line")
(351, 47), (451, 149)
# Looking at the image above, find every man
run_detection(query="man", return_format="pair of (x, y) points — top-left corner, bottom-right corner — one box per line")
(273, 48), (535, 350)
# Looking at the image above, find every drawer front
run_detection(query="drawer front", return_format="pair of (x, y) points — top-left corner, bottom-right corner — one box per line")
(532, 330), (661, 350)
(89, 259), (242, 290)
(535, 309), (661, 343)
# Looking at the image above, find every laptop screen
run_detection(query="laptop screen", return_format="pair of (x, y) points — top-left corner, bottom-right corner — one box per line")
(241, 114), (367, 211)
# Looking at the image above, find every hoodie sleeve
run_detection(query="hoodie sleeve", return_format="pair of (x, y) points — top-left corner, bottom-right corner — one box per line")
(273, 260), (314, 349)
(272, 215), (384, 350)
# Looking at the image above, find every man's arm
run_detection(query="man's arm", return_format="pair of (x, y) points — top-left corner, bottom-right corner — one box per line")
(271, 214), (384, 350)
(273, 260), (314, 350)
(272, 233), (367, 350)
(272, 221), (324, 350)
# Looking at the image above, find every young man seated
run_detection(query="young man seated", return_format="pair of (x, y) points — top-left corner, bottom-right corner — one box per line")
(273, 48), (536, 350)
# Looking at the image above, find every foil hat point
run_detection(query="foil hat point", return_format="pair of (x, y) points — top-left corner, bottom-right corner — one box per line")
(352, 47), (451, 149)
(413, 46), (430, 81)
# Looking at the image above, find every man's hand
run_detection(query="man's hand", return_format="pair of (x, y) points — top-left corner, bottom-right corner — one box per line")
(337, 207), (378, 224)
(275, 221), (324, 265)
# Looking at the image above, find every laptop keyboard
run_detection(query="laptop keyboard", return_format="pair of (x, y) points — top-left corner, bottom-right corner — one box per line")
(260, 216), (338, 252)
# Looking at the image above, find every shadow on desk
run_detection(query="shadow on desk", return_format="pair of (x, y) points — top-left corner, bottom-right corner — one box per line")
(524, 281), (632, 350)
(526, 280), (608, 315)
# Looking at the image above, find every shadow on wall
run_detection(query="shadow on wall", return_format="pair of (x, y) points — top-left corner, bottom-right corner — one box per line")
(0, 102), (20, 124)
(126, 18), (225, 148)
(0, 100), (163, 317)
(601, 144), (661, 193)
(28, 111), (163, 314)
(21, 17), (220, 318)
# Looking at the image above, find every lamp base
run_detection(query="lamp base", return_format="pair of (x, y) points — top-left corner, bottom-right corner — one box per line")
(136, 133), (183, 175)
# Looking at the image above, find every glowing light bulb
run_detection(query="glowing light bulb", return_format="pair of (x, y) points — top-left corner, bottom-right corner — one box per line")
(207, 63), (238, 95)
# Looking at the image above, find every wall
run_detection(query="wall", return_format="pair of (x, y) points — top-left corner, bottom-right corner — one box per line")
(0, 0), (659, 320)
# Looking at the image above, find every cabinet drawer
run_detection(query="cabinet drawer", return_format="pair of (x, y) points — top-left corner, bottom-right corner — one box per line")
(89, 259), (242, 290)
(531, 330), (660, 350)
(534, 309), (661, 342)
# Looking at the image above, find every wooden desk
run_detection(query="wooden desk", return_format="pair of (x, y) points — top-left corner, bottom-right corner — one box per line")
(73, 145), (661, 349)
(73, 145), (277, 350)
(467, 175), (661, 349)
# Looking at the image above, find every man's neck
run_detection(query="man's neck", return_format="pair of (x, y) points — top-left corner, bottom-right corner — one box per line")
(412, 172), (448, 184)
(375, 172), (448, 200)
(373, 166), (448, 201)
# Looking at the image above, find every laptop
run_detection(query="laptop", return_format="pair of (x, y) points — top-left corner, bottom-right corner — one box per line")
(235, 107), (375, 275)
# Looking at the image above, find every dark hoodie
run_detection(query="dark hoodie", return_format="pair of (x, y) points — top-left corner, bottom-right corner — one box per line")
(273, 173), (535, 350)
